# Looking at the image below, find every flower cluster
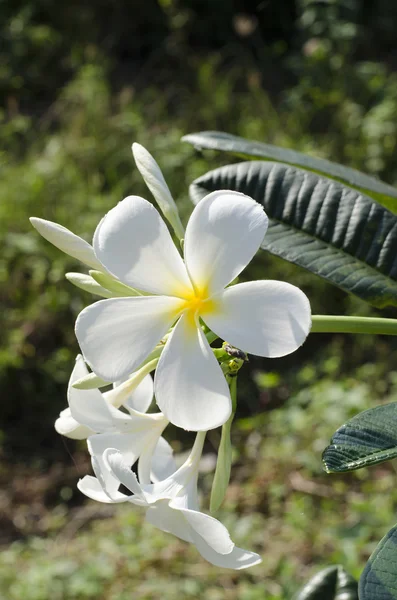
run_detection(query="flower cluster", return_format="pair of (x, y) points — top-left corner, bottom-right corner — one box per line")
(31, 142), (311, 569)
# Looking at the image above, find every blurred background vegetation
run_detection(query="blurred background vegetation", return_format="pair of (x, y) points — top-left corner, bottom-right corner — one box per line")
(2, 1), (397, 598)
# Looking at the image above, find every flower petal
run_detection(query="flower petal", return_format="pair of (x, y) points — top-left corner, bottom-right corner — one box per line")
(54, 408), (93, 439)
(104, 448), (143, 496)
(77, 475), (125, 503)
(184, 191), (268, 295)
(93, 196), (192, 296)
(29, 217), (102, 270)
(145, 502), (193, 543)
(155, 313), (231, 431)
(192, 534), (262, 570)
(205, 281), (311, 357)
(123, 374), (154, 414)
(150, 437), (177, 482)
(171, 504), (234, 554)
(75, 296), (184, 381)
(68, 358), (116, 432)
(88, 426), (158, 475)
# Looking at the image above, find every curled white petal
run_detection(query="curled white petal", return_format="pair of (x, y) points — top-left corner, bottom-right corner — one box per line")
(30, 217), (102, 270)
(145, 502), (192, 543)
(205, 280), (312, 358)
(54, 408), (93, 439)
(171, 503), (234, 554)
(104, 448), (142, 495)
(155, 313), (231, 431)
(75, 296), (184, 381)
(68, 357), (116, 431)
(77, 475), (125, 503)
(93, 196), (192, 296)
(191, 533), (262, 570)
(184, 191), (268, 295)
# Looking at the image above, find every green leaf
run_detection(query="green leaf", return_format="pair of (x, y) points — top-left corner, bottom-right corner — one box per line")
(190, 161), (397, 308)
(359, 524), (397, 599)
(323, 402), (397, 473)
(182, 131), (397, 213)
(293, 565), (358, 600)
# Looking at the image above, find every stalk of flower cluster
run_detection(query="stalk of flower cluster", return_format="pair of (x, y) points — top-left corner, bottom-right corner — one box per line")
(311, 315), (397, 335)
(210, 376), (237, 513)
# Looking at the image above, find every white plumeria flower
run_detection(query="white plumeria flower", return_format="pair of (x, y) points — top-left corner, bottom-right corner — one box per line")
(55, 355), (155, 439)
(56, 356), (173, 496)
(75, 191), (311, 431)
(30, 218), (103, 270)
(87, 432), (261, 570)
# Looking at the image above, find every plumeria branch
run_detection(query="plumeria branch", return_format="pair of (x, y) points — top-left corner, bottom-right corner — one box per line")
(311, 315), (397, 336)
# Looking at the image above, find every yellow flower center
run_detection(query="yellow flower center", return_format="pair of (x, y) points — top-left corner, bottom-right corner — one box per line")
(178, 287), (219, 331)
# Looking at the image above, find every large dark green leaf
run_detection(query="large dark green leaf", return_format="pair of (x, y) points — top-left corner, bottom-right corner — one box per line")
(293, 565), (358, 600)
(323, 403), (397, 473)
(190, 161), (397, 308)
(359, 524), (397, 599)
(182, 131), (397, 213)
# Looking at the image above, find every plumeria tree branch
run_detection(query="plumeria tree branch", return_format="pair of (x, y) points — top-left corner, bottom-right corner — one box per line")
(311, 315), (397, 336)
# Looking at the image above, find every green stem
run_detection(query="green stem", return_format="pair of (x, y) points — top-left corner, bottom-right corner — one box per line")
(311, 315), (397, 335)
(209, 376), (237, 513)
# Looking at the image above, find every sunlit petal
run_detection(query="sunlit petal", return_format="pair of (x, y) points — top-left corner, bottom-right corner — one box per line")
(155, 313), (231, 431)
(68, 357), (115, 432)
(123, 374), (154, 414)
(184, 191), (268, 295)
(150, 437), (177, 482)
(93, 196), (192, 296)
(77, 475), (125, 504)
(145, 502), (193, 543)
(192, 533), (262, 570)
(54, 408), (93, 439)
(75, 296), (184, 381)
(29, 217), (102, 270)
(205, 281), (311, 358)
(171, 504), (234, 554)
(104, 448), (143, 496)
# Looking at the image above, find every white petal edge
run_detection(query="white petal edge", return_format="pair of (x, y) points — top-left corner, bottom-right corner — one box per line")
(145, 503), (193, 543)
(205, 280), (312, 358)
(184, 190), (268, 295)
(155, 313), (231, 431)
(172, 506), (234, 554)
(68, 357), (115, 432)
(123, 373), (154, 414)
(54, 408), (93, 439)
(75, 296), (184, 381)
(93, 196), (192, 297)
(192, 531), (262, 570)
(77, 475), (125, 504)
(30, 217), (102, 270)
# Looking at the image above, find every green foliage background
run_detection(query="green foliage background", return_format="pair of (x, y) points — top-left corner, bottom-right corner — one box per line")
(2, 1), (397, 597)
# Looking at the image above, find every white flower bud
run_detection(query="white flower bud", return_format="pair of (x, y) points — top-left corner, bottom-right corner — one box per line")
(132, 143), (185, 240)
